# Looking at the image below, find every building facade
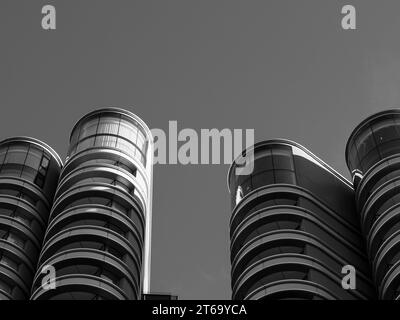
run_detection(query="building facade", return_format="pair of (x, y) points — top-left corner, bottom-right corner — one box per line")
(0, 137), (62, 300)
(30, 108), (153, 300)
(228, 140), (376, 300)
(346, 109), (400, 300)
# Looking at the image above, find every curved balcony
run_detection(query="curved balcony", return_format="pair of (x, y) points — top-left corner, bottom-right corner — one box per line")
(31, 108), (153, 300)
(228, 140), (374, 300)
(0, 137), (62, 300)
(346, 109), (400, 299)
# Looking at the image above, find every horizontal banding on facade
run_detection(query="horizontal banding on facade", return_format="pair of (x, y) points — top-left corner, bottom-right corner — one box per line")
(31, 108), (153, 300)
(233, 254), (368, 300)
(0, 137), (62, 300)
(229, 140), (374, 300)
(346, 109), (400, 299)
(31, 274), (128, 300)
(32, 248), (140, 300)
(244, 279), (338, 300)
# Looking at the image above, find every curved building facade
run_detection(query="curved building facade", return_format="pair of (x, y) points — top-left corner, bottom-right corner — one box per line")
(0, 137), (62, 300)
(346, 109), (400, 300)
(228, 140), (375, 300)
(31, 108), (153, 300)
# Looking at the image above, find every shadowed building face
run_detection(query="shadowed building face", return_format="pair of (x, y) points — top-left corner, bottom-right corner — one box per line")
(30, 108), (153, 300)
(0, 137), (62, 300)
(228, 140), (375, 300)
(346, 110), (400, 300)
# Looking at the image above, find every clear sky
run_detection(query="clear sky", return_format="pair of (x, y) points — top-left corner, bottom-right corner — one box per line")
(0, 0), (399, 299)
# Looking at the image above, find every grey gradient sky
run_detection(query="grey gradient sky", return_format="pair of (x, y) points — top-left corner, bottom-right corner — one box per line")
(0, 0), (399, 299)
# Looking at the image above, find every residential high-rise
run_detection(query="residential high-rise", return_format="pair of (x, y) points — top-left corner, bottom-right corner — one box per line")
(346, 109), (400, 300)
(30, 108), (153, 300)
(228, 140), (376, 300)
(0, 137), (62, 300)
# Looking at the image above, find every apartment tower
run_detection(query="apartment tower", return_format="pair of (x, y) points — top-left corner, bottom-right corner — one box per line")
(228, 140), (375, 300)
(346, 109), (400, 300)
(30, 108), (153, 300)
(0, 137), (62, 299)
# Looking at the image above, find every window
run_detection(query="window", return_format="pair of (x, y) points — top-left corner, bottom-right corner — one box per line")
(34, 172), (45, 188)
(7, 233), (25, 248)
(0, 147), (7, 165)
(78, 117), (100, 140)
(95, 135), (117, 148)
(251, 171), (274, 190)
(119, 119), (138, 143)
(97, 116), (120, 135)
(272, 146), (294, 170)
(0, 255), (19, 270)
(25, 147), (42, 170)
(0, 279), (12, 294)
(274, 170), (296, 184)
(40, 155), (50, 169)
(76, 137), (95, 153)
(4, 145), (28, 165)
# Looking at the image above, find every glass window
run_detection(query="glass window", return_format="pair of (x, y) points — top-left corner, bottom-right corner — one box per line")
(272, 146), (294, 170)
(356, 127), (377, 164)
(253, 149), (273, 172)
(1, 164), (23, 177)
(381, 221), (400, 244)
(0, 208), (14, 216)
(378, 139), (400, 161)
(244, 242), (306, 271)
(111, 200), (128, 214)
(40, 155), (50, 169)
(136, 132), (147, 153)
(129, 208), (144, 236)
(0, 189), (20, 197)
(274, 170), (296, 184)
(116, 138), (136, 157)
(34, 172), (45, 188)
(7, 233), (25, 248)
(100, 269), (120, 285)
(22, 194), (37, 207)
(76, 137), (95, 153)
(239, 218), (302, 250)
(347, 141), (359, 172)
(78, 117), (99, 140)
(370, 169), (400, 199)
(28, 169), (42, 182)
(372, 117), (398, 145)
(0, 147), (7, 165)
(25, 148), (42, 170)
(97, 116), (120, 135)
(0, 279), (12, 294)
(251, 171), (274, 190)
(0, 229), (8, 239)
(360, 148), (381, 173)
(5, 145), (27, 165)
(375, 192), (400, 218)
(95, 135), (117, 148)
(0, 255), (19, 270)
(119, 119), (138, 143)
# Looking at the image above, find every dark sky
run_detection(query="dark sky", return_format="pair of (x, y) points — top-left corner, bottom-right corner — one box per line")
(0, 0), (399, 299)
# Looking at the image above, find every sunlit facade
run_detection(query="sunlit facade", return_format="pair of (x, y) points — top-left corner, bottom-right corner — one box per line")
(228, 140), (375, 300)
(0, 137), (62, 300)
(346, 109), (400, 300)
(30, 108), (153, 300)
